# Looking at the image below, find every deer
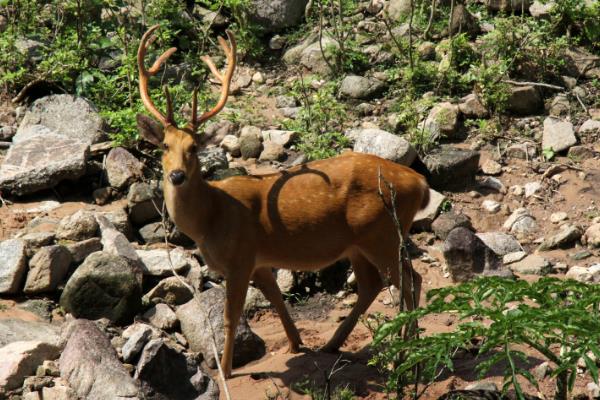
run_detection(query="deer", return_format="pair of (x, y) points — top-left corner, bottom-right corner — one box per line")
(136, 25), (430, 378)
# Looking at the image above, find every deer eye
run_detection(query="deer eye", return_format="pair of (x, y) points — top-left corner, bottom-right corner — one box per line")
(190, 144), (198, 154)
(162, 143), (169, 151)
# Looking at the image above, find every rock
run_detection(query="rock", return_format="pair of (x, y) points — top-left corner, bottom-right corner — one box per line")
(0, 126), (16, 141)
(96, 215), (142, 268)
(127, 182), (162, 225)
(509, 254), (551, 275)
(300, 36), (339, 75)
(566, 266), (593, 282)
(143, 276), (193, 306)
(459, 94), (488, 119)
(550, 211), (568, 223)
(41, 384), (78, 400)
(56, 210), (98, 241)
(479, 176), (506, 193)
(0, 320), (61, 348)
(201, 120), (237, 147)
(506, 85), (542, 116)
(565, 47), (600, 80)
(481, 159), (502, 175)
(448, 4), (479, 36)
(539, 224), (582, 250)
(503, 208), (537, 235)
(136, 247), (198, 277)
(423, 102), (461, 140)
(579, 119), (600, 134)
(60, 319), (141, 399)
(353, 128), (417, 165)
(36, 360), (60, 377)
(135, 338), (218, 399)
(198, 147), (229, 179)
(443, 227), (511, 282)
(465, 382), (499, 391)
(60, 252), (142, 324)
(269, 34), (286, 50)
(121, 324), (152, 363)
(23, 245), (72, 294)
(568, 145), (594, 160)
(0, 341), (60, 392)
(14, 95), (104, 144)
(275, 96), (297, 108)
(423, 145), (480, 191)
(19, 232), (55, 249)
(247, 0), (308, 32)
(432, 212), (473, 240)
(96, 208), (133, 239)
(587, 382), (600, 399)
(15, 37), (44, 64)
(138, 222), (167, 245)
(259, 141), (286, 162)
(476, 232), (523, 256)
(506, 142), (537, 159)
(220, 135), (241, 157)
(283, 32), (318, 65)
(252, 71), (265, 84)
(176, 287), (265, 368)
(245, 286), (270, 313)
(486, 0), (531, 12)
(239, 126), (263, 159)
(503, 251), (528, 264)
(482, 200), (501, 213)
(339, 75), (386, 100)
(530, 0), (554, 17)
(143, 304), (178, 331)
(542, 117), (577, 153)
(413, 189), (446, 231)
(0, 133), (88, 196)
(0, 239), (27, 294)
(582, 224), (600, 248)
(549, 94), (570, 117)
(386, 0), (412, 19)
(276, 269), (295, 293)
(105, 147), (144, 189)
(262, 130), (297, 147)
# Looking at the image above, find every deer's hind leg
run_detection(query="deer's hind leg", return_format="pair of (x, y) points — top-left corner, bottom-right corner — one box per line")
(321, 252), (383, 352)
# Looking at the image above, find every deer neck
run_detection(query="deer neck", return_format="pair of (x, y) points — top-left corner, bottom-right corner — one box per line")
(163, 170), (215, 242)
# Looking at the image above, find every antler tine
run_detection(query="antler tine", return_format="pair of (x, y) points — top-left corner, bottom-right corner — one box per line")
(190, 88), (198, 132)
(138, 24), (177, 127)
(188, 30), (237, 131)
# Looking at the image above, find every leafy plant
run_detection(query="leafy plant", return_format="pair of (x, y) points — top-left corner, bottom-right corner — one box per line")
(371, 277), (600, 400)
(293, 377), (356, 400)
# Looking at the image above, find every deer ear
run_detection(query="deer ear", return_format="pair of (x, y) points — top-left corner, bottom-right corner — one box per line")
(137, 114), (164, 146)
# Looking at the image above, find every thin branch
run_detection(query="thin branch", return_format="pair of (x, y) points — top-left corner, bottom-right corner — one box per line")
(502, 79), (564, 91)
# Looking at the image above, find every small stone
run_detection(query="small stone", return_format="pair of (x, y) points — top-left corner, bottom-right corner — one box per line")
(127, 182), (162, 225)
(524, 181), (542, 198)
(432, 211), (473, 240)
(503, 208), (537, 235)
(275, 95), (297, 108)
(143, 304), (178, 331)
(121, 324), (153, 363)
(550, 212), (568, 223)
(259, 141), (286, 162)
(423, 102), (461, 140)
(481, 159), (502, 175)
(476, 232), (523, 256)
(509, 254), (551, 275)
(276, 269), (294, 293)
(533, 362), (551, 381)
(353, 128), (417, 166)
(220, 135), (241, 157)
(587, 382), (600, 399)
(65, 237), (102, 263)
(261, 130), (297, 147)
(56, 210), (98, 241)
(459, 94), (488, 119)
(579, 119), (600, 134)
(143, 276), (193, 306)
(239, 126), (263, 159)
(503, 251), (528, 264)
(543, 117), (577, 153)
(0, 239), (28, 294)
(105, 147), (144, 190)
(136, 247), (198, 277)
(506, 85), (542, 115)
(339, 75), (386, 100)
(482, 199), (501, 213)
(36, 360), (59, 377)
(252, 71), (265, 84)
(479, 176), (506, 193)
(539, 224), (582, 250)
(24, 245), (72, 294)
(582, 223), (600, 248)
(465, 382), (498, 391)
(0, 341), (60, 391)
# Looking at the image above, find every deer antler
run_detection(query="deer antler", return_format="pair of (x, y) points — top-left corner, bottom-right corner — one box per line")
(188, 31), (237, 132)
(138, 24), (177, 127)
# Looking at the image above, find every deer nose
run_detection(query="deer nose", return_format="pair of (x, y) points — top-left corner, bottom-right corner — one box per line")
(169, 170), (186, 186)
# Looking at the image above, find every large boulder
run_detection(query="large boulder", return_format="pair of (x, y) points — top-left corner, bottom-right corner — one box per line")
(23, 245), (72, 294)
(352, 129), (417, 165)
(0, 239), (27, 294)
(339, 75), (386, 100)
(0, 341), (60, 393)
(0, 133), (88, 196)
(60, 319), (141, 399)
(443, 227), (512, 282)
(176, 287), (265, 368)
(423, 145), (480, 191)
(60, 252), (142, 324)
(247, 0), (309, 32)
(13, 95), (104, 144)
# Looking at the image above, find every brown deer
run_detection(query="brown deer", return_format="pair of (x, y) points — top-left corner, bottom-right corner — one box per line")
(136, 25), (430, 378)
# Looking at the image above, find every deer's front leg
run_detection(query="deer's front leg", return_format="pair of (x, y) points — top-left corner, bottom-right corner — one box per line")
(221, 270), (251, 378)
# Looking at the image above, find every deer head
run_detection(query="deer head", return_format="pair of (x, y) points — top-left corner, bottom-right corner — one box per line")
(136, 24), (237, 187)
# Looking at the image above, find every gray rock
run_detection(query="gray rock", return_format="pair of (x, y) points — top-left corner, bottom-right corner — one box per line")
(549, 94), (570, 117)
(530, 0), (554, 17)
(105, 147), (144, 189)
(19, 232), (55, 249)
(269, 35), (286, 50)
(542, 117), (577, 152)
(259, 141), (286, 162)
(465, 382), (499, 391)
(0, 341), (60, 392)
(524, 181), (542, 198)
(0, 126), (16, 141)
(135, 338), (219, 399)
(143, 276), (193, 306)
(56, 210), (98, 241)
(283, 33), (318, 65)
(24, 245), (72, 294)
(176, 287), (265, 368)
(239, 126), (263, 159)
(579, 119), (600, 134)
(14, 95), (104, 145)
(60, 319), (141, 399)
(423, 145), (480, 191)
(459, 94), (488, 119)
(96, 208), (133, 239)
(143, 304), (178, 331)
(509, 254), (551, 275)
(198, 147), (229, 179)
(539, 224), (582, 250)
(443, 227), (511, 282)
(339, 75), (386, 100)
(481, 159), (502, 175)
(65, 238), (100, 264)
(247, 0), (308, 32)
(262, 130), (297, 147)
(0, 133), (88, 196)
(486, 0), (531, 12)
(121, 324), (152, 363)
(353, 128), (417, 165)
(423, 102), (461, 140)
(476, 232), (523, 256)
(300, 36), (339, 75)
(201, 120), (237, 147)
(127, 182), (162, 225)
(449, 4), (479, 36)
(136, 248), (198, 277)
(245, 286), (270, 314)
(432, 212), (473, 240)
(220, 135), (241, 157)
(96, 215), (142, 269)
(503, 251), (528, 264)
(503, 208), (537, 235)
(15, 37), (45, 64)
(275, 95), (297, 108)
(582, 223), (600, 248)
(413, 189), (446, 231)
(506, 142), (537, 159)
(0, 319), (61, 348)
(565, 47), (600, 80)
(60, 252), (142, 324)
(386, 0), (412, 19)
(0, 239), (27, 294)
(506, 85), (542, 116)
(138, 222), (168, 245)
